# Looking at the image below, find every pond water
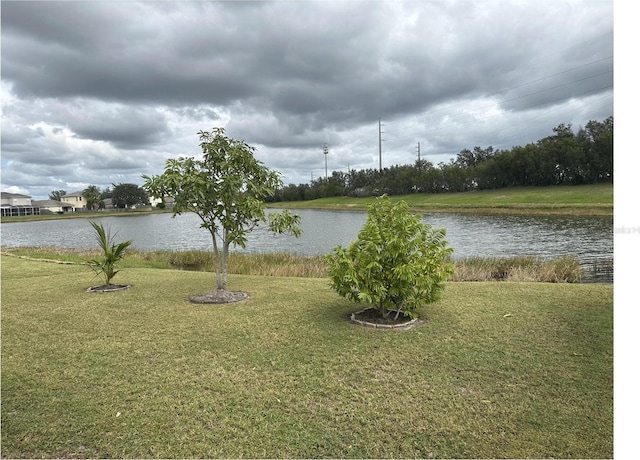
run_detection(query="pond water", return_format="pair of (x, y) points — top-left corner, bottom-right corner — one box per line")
(1, 209), (613, 283)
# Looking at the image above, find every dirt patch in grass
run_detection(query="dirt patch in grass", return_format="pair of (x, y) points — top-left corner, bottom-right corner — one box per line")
(86, 284), (131, 293)
(189, 289), (249, 304)
(350, 306), (423, 330)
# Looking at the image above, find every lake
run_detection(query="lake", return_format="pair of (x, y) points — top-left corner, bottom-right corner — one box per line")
(1, 209), (613, 282)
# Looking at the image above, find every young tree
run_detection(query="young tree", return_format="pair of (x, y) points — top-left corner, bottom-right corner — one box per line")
(82, 185), (103, 210)
(87, 222), (133, 287)
(143, 128), (301, 293)
(326, 195), (454, 319)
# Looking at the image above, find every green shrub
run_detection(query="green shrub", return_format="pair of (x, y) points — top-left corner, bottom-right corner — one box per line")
(326, 195), (454, 318)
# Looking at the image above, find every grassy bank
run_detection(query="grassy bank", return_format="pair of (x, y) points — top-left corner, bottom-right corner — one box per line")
(1, 185), (613, 224)
(1, 255), (612, 458)
(0, 207), (170, 224)
(1, 247), (588, 283)
(273, 184), (613, 216)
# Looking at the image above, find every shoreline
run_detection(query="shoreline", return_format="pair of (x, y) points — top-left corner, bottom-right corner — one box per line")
(2, 184), (613, 222)
(2, 201), (612, 223)
(271, 203), (613, 217)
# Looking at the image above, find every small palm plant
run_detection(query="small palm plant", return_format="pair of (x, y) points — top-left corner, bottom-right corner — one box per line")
(88, 221), (133, 287)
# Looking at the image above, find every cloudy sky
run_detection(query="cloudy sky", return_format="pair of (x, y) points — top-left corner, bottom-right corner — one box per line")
(1, 0), (615, 200)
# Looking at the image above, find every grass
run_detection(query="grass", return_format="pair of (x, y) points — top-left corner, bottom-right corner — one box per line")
(450, 255), (584, 283)
(1, 255), (613, 458)
(1, 246), (587, 283)
(0, 207), (170, 224)
(274, 184), (613, 216)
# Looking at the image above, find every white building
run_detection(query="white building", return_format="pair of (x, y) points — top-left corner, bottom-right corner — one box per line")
(1, 192), (41, 217)
(32, 199), (74, 214)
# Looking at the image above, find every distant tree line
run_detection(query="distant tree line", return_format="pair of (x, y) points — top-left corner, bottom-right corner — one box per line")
(271, 116), (613, 202)
(49, 183), (149, 210)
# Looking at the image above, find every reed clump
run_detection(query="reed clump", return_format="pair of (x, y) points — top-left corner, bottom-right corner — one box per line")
(132, 250), (327, 277)
(161, 250), (215, 271)
(161, 251), (583, 282)
(228, 252), (327, 278)
(450, 254), (583, 283)
(1, 246), (585, 282)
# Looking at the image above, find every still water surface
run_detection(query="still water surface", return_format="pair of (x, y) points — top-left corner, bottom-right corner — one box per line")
(1, 209), (612, 282)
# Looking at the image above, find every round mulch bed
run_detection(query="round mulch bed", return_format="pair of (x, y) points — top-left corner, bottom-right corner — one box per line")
(86, 284), (131, 293)
(350, 307), (423, 330)
(189, 289), (249, 304)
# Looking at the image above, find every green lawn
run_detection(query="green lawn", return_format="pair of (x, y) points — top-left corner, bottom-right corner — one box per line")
(274, 184), (613, 216)
(1, 256), (613, 458)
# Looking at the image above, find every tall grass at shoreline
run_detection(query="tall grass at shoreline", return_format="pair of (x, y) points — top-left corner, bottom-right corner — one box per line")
(450, 255), (584, 283)
(1, 246), (589, 283)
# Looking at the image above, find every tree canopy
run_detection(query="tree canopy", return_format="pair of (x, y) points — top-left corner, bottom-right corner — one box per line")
(82, 185), (103, 211)
(111, 183), (148, 209)
(143, 128), (301, 292)
(48, 190), (67, 201)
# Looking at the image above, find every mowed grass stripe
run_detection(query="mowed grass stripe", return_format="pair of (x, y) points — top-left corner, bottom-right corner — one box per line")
(274, 183), (613, 216)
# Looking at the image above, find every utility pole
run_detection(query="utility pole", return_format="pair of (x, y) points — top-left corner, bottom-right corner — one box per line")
(323, 143), (329, 181)
(416, 142), (421, 171)
(378, 118), (384, 172)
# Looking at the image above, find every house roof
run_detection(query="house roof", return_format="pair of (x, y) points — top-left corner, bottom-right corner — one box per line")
(1, 192), (32, 199)
(32, 200), (73, 207)
(62, 191), (84, 197)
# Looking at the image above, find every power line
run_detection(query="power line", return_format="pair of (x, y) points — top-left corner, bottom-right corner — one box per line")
(321, 54), (613, 169)
(343, 87), (611, 164)
(384, 56), (613, 136)
(388, 81), (612, 144)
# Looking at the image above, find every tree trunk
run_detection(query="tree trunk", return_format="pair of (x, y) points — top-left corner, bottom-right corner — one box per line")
(222, 235), (230, 291)
(211, 231), (224, 290)
(394, 301), (404, 320)
(379, 301), (390, 318)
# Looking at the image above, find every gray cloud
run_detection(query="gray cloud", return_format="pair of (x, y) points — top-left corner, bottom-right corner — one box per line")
(57, 102), (171, 149)
(1, 0), (614, 198)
